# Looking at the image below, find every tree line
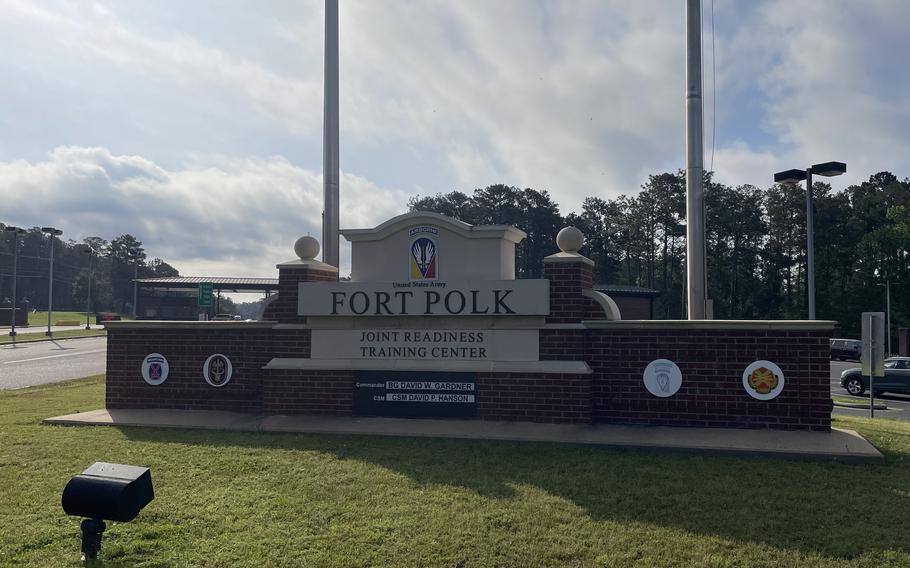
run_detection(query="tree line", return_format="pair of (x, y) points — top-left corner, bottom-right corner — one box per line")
(0, 228), (179, 315)
(410, 171), (910, 339)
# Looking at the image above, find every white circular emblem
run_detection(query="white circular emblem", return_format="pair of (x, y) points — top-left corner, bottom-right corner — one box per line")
(141, 353), (169, 386)
(643, 359), (682, 397)
(203, 354), (233, 388)
(742, 360), (785, 400)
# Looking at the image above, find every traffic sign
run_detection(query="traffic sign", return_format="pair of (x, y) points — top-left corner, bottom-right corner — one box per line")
(198, 282), (214, 307)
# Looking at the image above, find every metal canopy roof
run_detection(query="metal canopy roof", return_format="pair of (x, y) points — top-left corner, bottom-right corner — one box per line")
(135, 276), (278, 292)
(595, 284), (660, 297)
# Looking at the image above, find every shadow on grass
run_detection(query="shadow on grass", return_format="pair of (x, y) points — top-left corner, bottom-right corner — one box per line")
(116, 424), (910, 561)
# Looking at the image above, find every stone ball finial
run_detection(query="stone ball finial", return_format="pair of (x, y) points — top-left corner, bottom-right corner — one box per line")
(556, 226), (585, 253)
(294, 235), (320, 261)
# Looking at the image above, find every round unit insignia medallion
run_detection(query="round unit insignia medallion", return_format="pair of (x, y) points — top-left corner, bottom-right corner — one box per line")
(203, 354), (233, 388)
(643, 359), (683, 397)
(141, 353), (169, 386)
(742, 360), (785, 400)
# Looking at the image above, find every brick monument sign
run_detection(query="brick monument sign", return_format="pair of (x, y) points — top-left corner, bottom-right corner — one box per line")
(105, 212), (832, 431)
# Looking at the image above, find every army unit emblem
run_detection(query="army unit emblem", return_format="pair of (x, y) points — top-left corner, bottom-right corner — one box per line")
(203, 354), (233, 388)
(409, 227), (439, 281)
(742, 360), (785, 400)
(141, 353), (169, 386)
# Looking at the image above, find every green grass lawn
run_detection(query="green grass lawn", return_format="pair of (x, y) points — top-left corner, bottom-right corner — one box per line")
(25, 311), (92, 327)
(0, 328), (107, 345)
(832, 395), (887, 410)
(1, 377), (908, 567)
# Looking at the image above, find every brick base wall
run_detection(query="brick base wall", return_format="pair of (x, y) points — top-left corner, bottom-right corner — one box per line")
(106, 327), (300, 412)
(105, 321), (831, 431)
(261, 369), (353, 415)
(588, 328), (832, 431)
(476, 373), (592, 423)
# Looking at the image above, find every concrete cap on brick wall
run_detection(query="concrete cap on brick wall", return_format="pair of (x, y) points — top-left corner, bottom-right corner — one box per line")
(276, 235), (339, 272)
(582, 319), (836, 330)
(544, 226), (594, 266)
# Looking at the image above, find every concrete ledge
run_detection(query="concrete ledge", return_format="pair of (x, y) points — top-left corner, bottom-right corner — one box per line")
(263, 358), (593, 374)
(104, 321), (278, 330)
(43, 409), (883, 463)
(583, 319), (837, 331)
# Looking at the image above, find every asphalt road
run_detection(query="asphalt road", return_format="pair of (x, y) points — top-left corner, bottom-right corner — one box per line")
(0, 336), (106, 390)
(830, 360), (910, 421)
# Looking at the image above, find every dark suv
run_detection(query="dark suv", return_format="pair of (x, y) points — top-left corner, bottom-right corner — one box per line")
(830, 338), (862, 361)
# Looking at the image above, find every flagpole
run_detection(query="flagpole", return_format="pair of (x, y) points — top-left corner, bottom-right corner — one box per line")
(322, 0), (340, 269)
(685, 0), (706, 319)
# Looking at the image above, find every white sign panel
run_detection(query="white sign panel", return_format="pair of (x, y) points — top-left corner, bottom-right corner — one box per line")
(643, 359), (682, 397)
(861, 311), (886, 377)
(742, 360), (785, 401)
(311, 329), (539, 361)
(298, 279), (549, 317)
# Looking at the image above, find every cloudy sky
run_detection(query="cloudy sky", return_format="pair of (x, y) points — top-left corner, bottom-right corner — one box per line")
(1, 0), (908, 277)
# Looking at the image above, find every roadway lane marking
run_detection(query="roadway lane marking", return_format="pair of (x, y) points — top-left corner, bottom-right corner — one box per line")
(3, 349), (106, 365)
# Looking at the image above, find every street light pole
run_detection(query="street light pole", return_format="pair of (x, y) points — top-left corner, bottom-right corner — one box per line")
(42, 227), (63, 337)
(4, 226), (26, 338)
(83, 248), (94, 330)
(133, 259), (139, 318)
(805, 167), (815, 320)
(887, 279), (892, 355)
(774, 161), (846, 320)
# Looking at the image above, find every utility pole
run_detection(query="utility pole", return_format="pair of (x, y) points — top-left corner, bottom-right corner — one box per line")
(133, 259), (139, 318)
(83, 248), (94, 330)
(322, 0), (340, 270)
(42, 227), (63, 337)
(685, 0), (706, 319)
(4, 226), (26, 338)
(805, 167), (815, 319)
(887, 279), (892, 355)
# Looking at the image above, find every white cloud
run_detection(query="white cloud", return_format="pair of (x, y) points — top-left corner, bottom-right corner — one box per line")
(0, 146), (410, 276)
(1, 0), (909, 257)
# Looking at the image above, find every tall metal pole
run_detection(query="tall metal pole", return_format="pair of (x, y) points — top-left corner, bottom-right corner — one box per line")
(9, 231), (20, 338)
(685, 0), (706, 319)
(133, 260), (139, 318)
(886, 279), (891, 355)
(85, 252), (93, 330)
(322, 0), (340, 269)
(47, 236), (55, 337)
(805, 167), (816, 320)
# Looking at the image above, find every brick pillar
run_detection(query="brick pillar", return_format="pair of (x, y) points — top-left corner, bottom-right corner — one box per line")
(261, 233), (338, 325)
(543, 255), (594, 323)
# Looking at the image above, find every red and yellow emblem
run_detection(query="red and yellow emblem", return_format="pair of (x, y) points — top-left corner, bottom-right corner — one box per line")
(747, 366), (779, 394)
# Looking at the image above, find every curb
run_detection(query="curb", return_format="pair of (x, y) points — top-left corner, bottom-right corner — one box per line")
(0, 332), (107, 346)
(833, 401), (887, 411)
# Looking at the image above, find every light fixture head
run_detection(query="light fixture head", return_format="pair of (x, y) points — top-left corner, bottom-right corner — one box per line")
(773, 169), (807, 184)
(41, 226), (63, 236)
(810, 161), (847, 177)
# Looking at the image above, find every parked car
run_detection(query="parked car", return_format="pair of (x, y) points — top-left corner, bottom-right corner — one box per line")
(841, 357), (910, 396)
(830, 338), (862, 361)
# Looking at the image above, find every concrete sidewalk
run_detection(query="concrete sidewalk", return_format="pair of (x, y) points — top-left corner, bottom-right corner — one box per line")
(44, 409), (884, 462)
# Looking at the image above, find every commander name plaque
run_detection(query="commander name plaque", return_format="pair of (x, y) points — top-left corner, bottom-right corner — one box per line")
(353, 371), (476, 418)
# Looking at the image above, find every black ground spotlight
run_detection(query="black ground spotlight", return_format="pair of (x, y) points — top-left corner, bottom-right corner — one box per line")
(62, 462), (154, 562)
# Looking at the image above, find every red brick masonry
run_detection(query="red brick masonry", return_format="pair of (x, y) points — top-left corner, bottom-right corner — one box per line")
(586, 326), (832, 431)
(105, 255), (832, 431)
(106, 322), (829, 430)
